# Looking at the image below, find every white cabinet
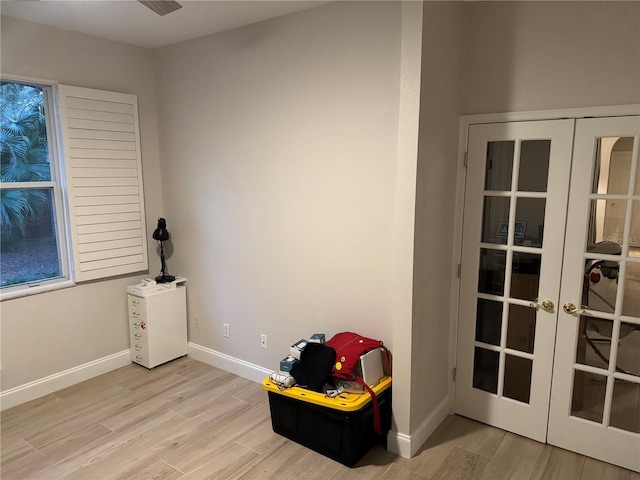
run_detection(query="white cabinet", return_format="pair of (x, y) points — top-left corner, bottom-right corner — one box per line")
(127, 280), (187, 368)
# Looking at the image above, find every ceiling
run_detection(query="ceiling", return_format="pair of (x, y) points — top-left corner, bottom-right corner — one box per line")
(0, 0), (330, 49)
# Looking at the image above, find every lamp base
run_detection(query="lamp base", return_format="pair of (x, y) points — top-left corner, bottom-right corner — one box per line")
(155, 274), (176, 284)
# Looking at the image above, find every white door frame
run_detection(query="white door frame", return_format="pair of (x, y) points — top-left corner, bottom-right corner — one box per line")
(448, 104), (640, 414)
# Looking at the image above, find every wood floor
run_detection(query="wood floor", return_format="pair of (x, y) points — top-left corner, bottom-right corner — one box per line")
(1, 357), (638, 480)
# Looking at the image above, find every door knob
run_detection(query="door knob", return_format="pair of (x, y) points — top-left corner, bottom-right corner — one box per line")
(563, 302), (587, 315)
(530, 299), (555, 312)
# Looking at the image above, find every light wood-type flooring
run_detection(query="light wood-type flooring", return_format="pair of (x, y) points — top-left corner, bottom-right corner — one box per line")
(1, 357), (638, 480)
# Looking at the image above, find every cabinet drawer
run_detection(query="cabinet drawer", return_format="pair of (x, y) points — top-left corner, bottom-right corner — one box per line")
(130, 318), (148, 334)
(128, 295), (146, 319)
(128, 295), (144, 309)
(132, 351), (149, 366)
(131, 329), (146, 343)
(132, 339), (147, 355)
(129, 306), (146, 322)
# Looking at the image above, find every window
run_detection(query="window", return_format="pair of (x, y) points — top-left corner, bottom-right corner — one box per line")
(1, 80), (68, 291)
(1, 79), (149, 298)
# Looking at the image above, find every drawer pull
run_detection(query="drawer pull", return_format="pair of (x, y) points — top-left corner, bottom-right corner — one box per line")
(135, 344), (142, 351)
(134, 322), (140, 328)
(134, 334), (141, 340)
(132, 312), (140, 318)
(132, 300), (140, 306)
(135, 355), (143, 361)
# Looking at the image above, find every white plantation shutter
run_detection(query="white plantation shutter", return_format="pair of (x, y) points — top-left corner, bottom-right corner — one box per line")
(57, 85), (148, 282)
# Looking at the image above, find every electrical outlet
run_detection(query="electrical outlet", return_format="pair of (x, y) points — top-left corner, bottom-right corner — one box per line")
(260, 334), (268, 350)
(194, 315), (200, 329)
(223, 323), (230, 338)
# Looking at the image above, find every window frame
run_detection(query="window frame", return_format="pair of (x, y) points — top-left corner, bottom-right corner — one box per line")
(1, 76), (74, 300)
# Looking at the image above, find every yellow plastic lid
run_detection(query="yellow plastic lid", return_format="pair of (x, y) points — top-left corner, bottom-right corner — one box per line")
(262, 376), (391, 411)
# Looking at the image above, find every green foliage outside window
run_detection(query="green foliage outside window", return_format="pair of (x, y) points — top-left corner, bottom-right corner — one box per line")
(1, 81), (61, 286)
(1, 82), (51, 248)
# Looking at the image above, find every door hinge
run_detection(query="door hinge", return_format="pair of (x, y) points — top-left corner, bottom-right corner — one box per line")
(452, 367), (457, 382)
(457, 264), (461, 278)
(463, 152), (468, 168)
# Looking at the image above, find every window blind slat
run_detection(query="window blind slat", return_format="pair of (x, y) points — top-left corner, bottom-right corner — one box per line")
(70, 148), (137, 159)
(75, 203), (140, 216)
(78, 237), (142, 254)
(74, 195), (141, 207)
(68, 118), (135, 132)
(77, 220), (141, 235)
(66, 108), (133, 124)
(78, 229), (143, 244)
(71, 159), (138, 169)
(69, 129), (136, 142)
(72, 177), (139, 188)
(68, 138), (136, 151)
(65, 96), (134, 115)
(73, 186), (140, 196)
(79, 254), (145, 272)
(71, 168), (138, 178)
(75, 212), (141, 226)
(79, 246), (144, 263)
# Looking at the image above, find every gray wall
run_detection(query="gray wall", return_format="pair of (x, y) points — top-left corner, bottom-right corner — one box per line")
(153, 1), (402, 379)
(412, 0), (465, 436)
(462, 1), (640, 114)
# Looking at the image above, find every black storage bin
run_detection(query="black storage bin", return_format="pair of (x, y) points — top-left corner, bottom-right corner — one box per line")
(262, 377), (392, 467)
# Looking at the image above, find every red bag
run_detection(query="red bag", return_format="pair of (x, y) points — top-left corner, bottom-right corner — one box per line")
(326, 332), (391, 435)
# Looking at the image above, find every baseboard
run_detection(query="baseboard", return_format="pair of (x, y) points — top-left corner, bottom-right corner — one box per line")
(0, 350), (130, 411)
(187, 342), (271, 384)
(387, 395), (450, 458)
(387, 430), (413, 458)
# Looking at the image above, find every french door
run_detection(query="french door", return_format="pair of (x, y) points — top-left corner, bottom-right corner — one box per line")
(455, 115), (640, 471)
(548, 116), (640, 471)
(456, 120), (574, 442)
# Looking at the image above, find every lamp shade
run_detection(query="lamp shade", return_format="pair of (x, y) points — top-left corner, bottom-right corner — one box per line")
(152, 217), (170, 242)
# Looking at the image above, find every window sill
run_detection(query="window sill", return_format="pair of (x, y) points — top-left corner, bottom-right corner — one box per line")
(0, 280), (76, 301)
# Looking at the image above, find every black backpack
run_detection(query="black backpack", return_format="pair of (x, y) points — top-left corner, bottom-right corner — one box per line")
(290, 342), (336, 392)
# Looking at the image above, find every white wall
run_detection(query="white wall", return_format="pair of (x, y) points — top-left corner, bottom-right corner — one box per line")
(390, 0), (423, 445)
(411, 0), (465, 443)
(154, 1), (403, 373)
(462, 1), (640, 114)
(0, 16), (164, 391)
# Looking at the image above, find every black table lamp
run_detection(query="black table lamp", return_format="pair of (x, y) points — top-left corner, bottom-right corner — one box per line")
(152, 217), (175, 283)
